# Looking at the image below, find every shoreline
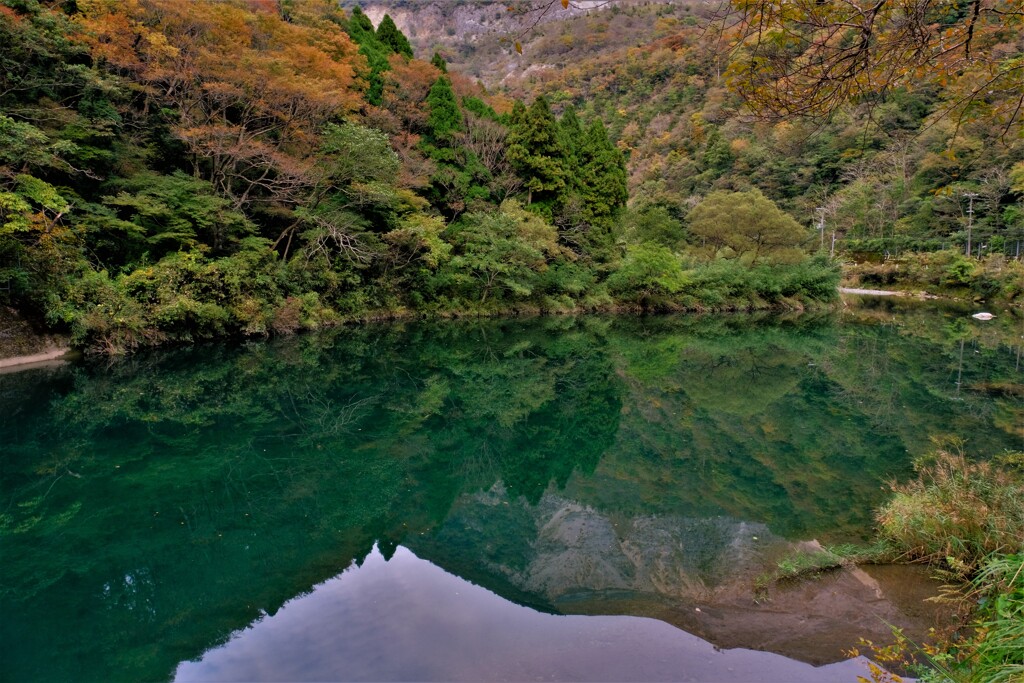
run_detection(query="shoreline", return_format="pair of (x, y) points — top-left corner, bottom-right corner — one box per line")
(4, 284), (1016, 360)
(0, 347), (76, 372)
(6, 296), (833, 357)
(840, 286), (919, 297)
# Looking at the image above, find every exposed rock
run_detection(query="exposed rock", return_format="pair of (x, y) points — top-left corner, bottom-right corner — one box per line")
(357, 0), (610, 51)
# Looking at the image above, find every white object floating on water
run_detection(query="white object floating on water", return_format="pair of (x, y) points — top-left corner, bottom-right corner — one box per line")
(971, 312), (996, 321)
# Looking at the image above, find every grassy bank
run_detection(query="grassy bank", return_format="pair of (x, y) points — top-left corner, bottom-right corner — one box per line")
(773, 440), (1024, 682)
(870, 442), (1023, 682)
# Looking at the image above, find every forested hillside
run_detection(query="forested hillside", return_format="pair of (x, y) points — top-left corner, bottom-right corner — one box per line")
(0, 0), (840, 353)
(500, 2), (1024, 264)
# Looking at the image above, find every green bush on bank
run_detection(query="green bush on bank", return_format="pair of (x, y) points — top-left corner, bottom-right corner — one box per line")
(47, 243), (294, 352)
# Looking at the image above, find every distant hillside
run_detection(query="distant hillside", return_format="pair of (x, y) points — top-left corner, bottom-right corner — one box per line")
(345, 1), (690, 85)
(476, 2), (1024, 264)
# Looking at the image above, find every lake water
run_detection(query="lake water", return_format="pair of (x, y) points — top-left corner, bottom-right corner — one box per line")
(2, 300), (1021, 682)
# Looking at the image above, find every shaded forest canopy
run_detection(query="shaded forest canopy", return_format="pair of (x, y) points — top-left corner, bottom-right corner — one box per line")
(1, 0), (1021, 352)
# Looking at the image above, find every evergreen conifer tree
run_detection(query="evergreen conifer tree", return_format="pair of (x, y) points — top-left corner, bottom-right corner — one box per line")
(555, 106), (585, 223)
(702, 126), (734, 176)
(506, 96), (566, 211)
(376, 14), (413, 59)
(430, 52), (448, 73)
(558, 105), (584, 174)
(347, 5), (376, 37)
(462, 96), (499, 121)
(550, 118), (628, 258)
(578, 119), (628, 225)
(422, 76), (489, 217)
(509, 100), (527, 130)
(426, 76), (464, 149)
(344, 6), (390, 106)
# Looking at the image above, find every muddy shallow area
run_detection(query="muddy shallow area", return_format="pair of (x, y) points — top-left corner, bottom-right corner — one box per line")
(559, 564), (948, 666)
(676, 563), (948, 665)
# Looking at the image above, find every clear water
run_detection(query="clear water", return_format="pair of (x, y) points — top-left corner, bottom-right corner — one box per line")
(2, 301), (1020, 682)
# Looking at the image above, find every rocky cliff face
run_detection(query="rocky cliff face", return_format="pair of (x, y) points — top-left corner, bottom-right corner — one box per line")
(418, 485), (779, 604)
(357, 1), (609, 51)
(347, 0), (653, 85)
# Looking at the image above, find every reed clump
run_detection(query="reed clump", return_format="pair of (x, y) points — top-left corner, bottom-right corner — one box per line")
(876, 440), (1024, 579)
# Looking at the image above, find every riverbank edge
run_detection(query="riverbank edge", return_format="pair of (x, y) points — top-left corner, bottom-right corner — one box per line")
(0, 347), (77, 371)
(840, 253), (1024, 309)
(5, 294), (836, 358)
(839, 283), (1024, 307)
(0, 305), (74, 370)
(770, 444), (1024, 681)
(839, 286), (939, 298)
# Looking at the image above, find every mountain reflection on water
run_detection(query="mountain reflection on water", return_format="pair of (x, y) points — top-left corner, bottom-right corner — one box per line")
(2, 304), (1021, 682)
(174, 545), (876, 683)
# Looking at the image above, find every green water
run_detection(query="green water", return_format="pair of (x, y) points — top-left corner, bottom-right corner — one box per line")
(1, 303), (1020, 682)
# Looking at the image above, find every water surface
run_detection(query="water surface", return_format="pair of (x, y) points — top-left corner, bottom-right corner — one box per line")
(2, 303), (1020, 681)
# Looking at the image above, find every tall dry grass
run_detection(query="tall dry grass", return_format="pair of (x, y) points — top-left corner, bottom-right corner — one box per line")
(876, 440), (1024, 578)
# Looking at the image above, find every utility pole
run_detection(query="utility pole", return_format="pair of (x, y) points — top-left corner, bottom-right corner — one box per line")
(964, 192), (979, 257)
(955, 338), (965, 398)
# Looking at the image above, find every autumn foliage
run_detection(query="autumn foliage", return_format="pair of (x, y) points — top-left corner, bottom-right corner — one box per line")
(0, 0), (840, 354)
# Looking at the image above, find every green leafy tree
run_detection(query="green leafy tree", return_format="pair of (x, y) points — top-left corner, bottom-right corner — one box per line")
(687, 190), (810, 266)
(623, 206), (687, 251)
(0, 114), (79, 240)
(99, 171), (255, 261)
(701, 126), (734, 177)
(276, 123), (400, 265)
(605, 243), (690, 306)
(439, 200), (562, 304)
